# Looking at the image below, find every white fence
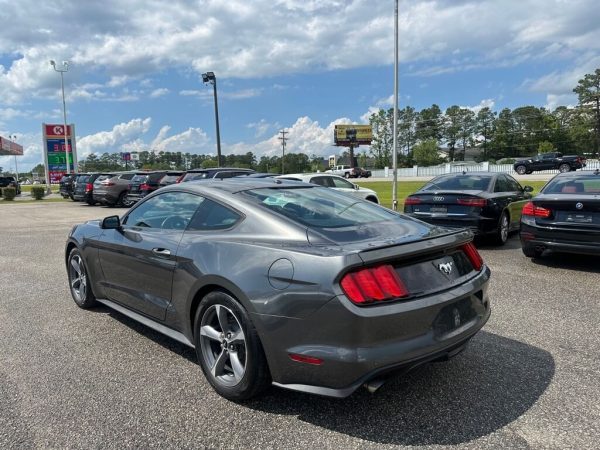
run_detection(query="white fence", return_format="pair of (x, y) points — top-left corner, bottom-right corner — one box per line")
(370, 160), (600, 178)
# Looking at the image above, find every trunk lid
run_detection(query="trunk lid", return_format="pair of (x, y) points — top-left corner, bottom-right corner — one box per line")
(405, 190), (486, 216)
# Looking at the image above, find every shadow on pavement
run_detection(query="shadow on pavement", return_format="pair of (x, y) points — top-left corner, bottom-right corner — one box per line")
(245, 331), (554, 446)
(531, 252), (600, 273)
(474, 234), (522, 251)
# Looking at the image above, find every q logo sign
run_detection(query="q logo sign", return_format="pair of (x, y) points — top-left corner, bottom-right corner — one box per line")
(53, 126), (64, 135)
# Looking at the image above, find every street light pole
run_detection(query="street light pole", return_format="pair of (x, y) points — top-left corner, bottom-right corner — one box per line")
(202, 72), (222, 167)
(50, 60), (71, 175)
(392, 0), (399, 211)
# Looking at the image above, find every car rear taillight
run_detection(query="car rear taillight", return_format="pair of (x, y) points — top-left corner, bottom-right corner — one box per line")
(140, 183), (150, 191)
(340, 264), (409, 305)
(101, 180), (115, 186)
(461, 242), (483, 271)
(404, 197), (421, 205)
(85, 183), (93, 192)
(522, 201), (552, 218)
(457, 198), (486, 207)
(176, 174), (185, 183)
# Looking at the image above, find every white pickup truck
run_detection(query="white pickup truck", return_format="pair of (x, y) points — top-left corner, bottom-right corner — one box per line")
(325, 165), (353, 178)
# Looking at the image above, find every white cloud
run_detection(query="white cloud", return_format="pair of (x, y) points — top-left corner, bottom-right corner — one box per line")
(1, 0), (599, 106)
(463, 99), (496, 114)
(149, 88), (169, 98)
(246, 119), (279, 138)
(78, 118), (152, 156)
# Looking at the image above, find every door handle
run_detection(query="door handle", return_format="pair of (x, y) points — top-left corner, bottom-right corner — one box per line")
(152, 248), (171, 257)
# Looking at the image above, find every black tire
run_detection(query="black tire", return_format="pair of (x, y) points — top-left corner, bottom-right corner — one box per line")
(558, 163), (571, 173)
(493, 211), (510, 245)
(116, 191), (128, 207)
(522, 245), (544, 258)
(70, 194), (76, 201)
(86, 199), (96, 206)
(67, 248), (97, 308)
(525, 170), (533, 174)
(344, 172), (350, 178)
(515, 165), (527, 175)
(194, 291), (270, 401)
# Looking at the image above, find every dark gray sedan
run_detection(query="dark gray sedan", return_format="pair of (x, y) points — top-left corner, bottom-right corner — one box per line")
(65, 178), (491, 400)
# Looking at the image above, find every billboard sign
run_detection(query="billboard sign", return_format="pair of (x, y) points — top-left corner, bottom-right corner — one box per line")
(334, 125), (372, 147)
(42, 123), (77, 184)
(0, 136), (24, 156)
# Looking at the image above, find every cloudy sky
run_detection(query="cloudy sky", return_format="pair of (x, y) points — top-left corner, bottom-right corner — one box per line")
(1, 0), (599, 171)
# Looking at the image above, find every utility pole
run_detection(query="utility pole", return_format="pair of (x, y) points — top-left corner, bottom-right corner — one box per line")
(392, 0), (399, 211)
(278, 129), (288, 174)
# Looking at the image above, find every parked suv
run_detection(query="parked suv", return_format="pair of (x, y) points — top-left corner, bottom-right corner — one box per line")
(125, 171), (168, 206)
(179, 168), (255, 182)
(59, 174), (80, 200)
(93, 172), (136, 206)
(158, 171), (184, 187)
(73, 173), (112, 205)
(0, 176), (21, 195)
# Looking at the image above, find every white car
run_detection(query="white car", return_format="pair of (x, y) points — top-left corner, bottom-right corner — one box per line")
(276, 173), (380, 204)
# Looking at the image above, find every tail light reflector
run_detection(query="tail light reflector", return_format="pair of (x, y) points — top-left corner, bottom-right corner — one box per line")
(140, 183), (151, 191)
(176, 174), (185, 183)
(522, 201), (552, 218)
(461, 242), (483, 271)
(85, 183), (93, 192)
(457, 198), (486, 207)
(404, 197), (421, 205)
(341, 264), (409, 305)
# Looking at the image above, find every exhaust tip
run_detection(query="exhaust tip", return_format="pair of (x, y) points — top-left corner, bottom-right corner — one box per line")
(363, 378), (386, 394)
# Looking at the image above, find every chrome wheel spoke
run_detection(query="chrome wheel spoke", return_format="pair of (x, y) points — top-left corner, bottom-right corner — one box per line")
(229, 352), (245, 381)
(200, 325), (221, 341)
(71, 277), (80, 288)
(230, 329), (245, 344)
(70, 257), (81, 275)
(211, 349), (228, 378)
(215, 305), (230, 333)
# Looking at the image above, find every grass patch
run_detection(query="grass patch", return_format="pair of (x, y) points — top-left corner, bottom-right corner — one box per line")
(356, 180), (548, 209)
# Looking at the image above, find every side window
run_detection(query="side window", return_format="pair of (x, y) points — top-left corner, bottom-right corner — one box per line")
(120, 173), (135, 181)
(310, 176), (330, 187)
(332, 177), (354, 189)
(493, 176), (510, 193)
(188, 198), (241, 231)
(506, 176), (522, 192)
(123, 192), (205, 230)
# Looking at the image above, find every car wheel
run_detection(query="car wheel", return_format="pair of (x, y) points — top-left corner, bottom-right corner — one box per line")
(525, 170), (533, 174)
(515, 165), (527, 175)
(344, 172), (350, 178)
(67, 248), (97, 308)
(558, 163), (571, 173)
(522, 245), (544, 258)
(70, 194), (76, 201)
(493, 212), (510, 245)
(194, 291), (270, 401)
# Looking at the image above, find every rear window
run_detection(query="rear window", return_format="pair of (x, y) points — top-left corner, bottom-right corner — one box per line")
(95, 175), (114, 183)
(148, 172), (167, 181)
(241, 186), (396, 229)
(542, 175), (600, 195)
(77, 175), (90, 182)
(183, 172), (210, 181)
(421, 175), (492, 191)
(131, 174), (149, 183)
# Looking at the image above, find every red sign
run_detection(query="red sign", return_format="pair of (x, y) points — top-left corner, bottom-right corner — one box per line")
(49, 171), (66, 183)
(45, 124), (73, 138)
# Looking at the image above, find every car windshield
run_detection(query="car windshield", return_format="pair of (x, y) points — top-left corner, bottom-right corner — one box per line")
(421, 175), (492, 191)
(542, 175), (600, 195)
(241, 186), (397, 229)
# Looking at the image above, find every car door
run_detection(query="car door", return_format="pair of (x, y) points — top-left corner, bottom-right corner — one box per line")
(329, 176), (361, 199)
(493, 175), (526, 229)
(96, 191), (205, 320)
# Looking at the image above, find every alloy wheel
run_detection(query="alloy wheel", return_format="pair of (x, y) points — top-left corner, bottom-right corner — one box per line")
(199, 304), (247, 387)
(500, 214), (509, 243)
(69, 254), (87, 303)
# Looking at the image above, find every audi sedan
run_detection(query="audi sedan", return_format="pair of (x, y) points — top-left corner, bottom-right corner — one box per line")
(404, 172), (533, 245)
(65, 178), (490, 400)
(520, 170), (600, 258)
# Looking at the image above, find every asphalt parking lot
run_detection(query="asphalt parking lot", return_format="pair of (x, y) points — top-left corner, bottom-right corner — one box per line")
(1, 202), (599, 449)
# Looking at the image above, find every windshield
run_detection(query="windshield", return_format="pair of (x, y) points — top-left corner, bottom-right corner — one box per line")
(542, 175), (600, 195)
(241, 186), (397, 229)
(421, 174), (492, 191)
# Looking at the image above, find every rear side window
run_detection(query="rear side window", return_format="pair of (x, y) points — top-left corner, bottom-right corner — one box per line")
(188, 199), (241, 230)
(120, 173), (135, 181)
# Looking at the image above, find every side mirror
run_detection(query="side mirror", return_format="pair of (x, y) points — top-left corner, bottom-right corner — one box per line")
(101, 215), (121, 229)
(353, 183), (359, 190)
(523, 185), (534, 193)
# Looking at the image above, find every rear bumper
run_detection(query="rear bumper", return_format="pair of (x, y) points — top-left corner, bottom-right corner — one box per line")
(93, 192), (118, 204)
(520, 222), (600, 255)
(257, 266), (491, 397)
(73, 192), (92, 201)
(125, 192), (151, 203)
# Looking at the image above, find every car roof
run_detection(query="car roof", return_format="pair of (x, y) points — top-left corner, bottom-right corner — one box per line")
(186, 167), (254, 173)
(167, 177), (312, 194)
(277, 173), (347, 180)
(551, 170), (600, 178)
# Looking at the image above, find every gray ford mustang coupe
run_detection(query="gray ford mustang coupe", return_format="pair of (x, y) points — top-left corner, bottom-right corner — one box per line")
(65, 178), (491, 400)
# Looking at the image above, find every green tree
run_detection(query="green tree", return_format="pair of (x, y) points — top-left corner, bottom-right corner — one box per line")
(416, 104), (443, 144)
(444, 105), (461, 161)
(475, 107), (496, 159)
(398, 106), (418, 155)
(412, 139), (441, 166)
(573, 68), (600, 157)
(369, 109), (393, 168)
(538, 141), (555, 153)
(457, 108), (476, 161)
